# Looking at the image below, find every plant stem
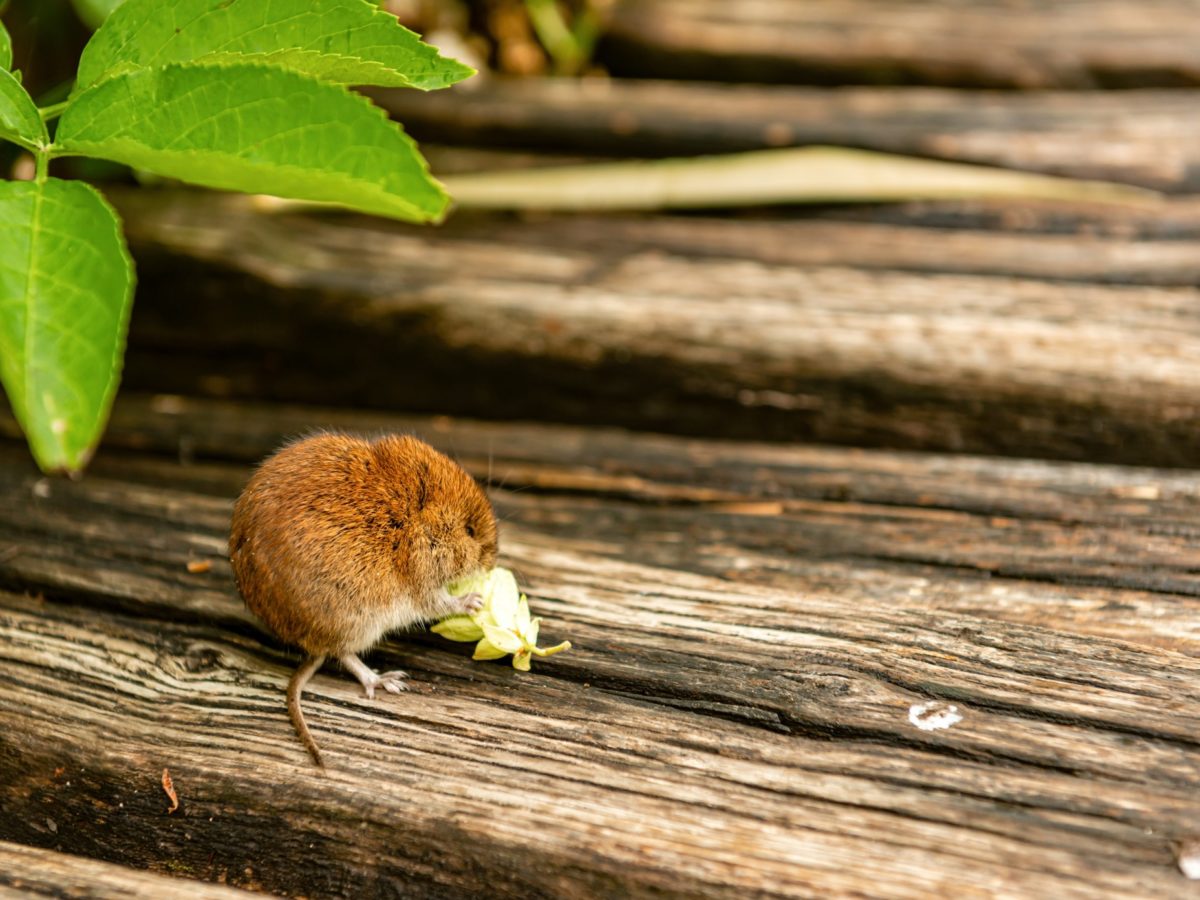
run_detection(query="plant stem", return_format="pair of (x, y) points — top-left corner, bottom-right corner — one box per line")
(530, 641), (571, 657)
(524, 0), (585, 74)
(571, 6), (601, 64)
(38, 100), (69, 122)
(34, 149), (48, 184)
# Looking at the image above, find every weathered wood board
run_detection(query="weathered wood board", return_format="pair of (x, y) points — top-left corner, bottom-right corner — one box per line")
(111, 189), (1200, 467)
(17, 392), (1200, 652)
(408, 195), (1200, 286)
(376, 79), (1200, 191)
(1, 396), (1199, 897)
(600, 0), (1200, 89)
(0, 841), (256, 899)
(1, 2), (1195, 896)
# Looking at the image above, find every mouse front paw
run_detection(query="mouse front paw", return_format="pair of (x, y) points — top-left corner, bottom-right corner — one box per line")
(435, 587), (484, 618)
(456, 591), (484, 616)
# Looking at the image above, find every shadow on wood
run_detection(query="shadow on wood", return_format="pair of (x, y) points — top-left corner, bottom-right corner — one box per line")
(110, 189), (1200, 467)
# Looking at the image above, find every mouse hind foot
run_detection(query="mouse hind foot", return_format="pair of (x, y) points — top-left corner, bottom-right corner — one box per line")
(339, 653), (409, 699)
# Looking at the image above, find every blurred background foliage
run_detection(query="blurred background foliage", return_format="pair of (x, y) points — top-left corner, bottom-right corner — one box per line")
(0, 0), (613, 91)
(0, 0), (612, 179)
(382, 0), (611, 77)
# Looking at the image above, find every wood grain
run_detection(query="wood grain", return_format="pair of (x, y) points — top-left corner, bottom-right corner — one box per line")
(3, 5), (1196, 893)
(600, 0), (1200, 89)
(375, 79), (1200, 191)
(110, 189), (1200, 466)
(5, 393), (1200, 656)
(1, 448), (1199, 896)
(412, 203), (1200, 287)
(0, 841), (256, 899)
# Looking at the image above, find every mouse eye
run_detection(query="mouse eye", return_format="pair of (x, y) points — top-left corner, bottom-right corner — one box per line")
(465, 524), (476, 538)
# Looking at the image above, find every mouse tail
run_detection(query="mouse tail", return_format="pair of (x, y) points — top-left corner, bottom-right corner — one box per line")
(287, 654), (328, 767)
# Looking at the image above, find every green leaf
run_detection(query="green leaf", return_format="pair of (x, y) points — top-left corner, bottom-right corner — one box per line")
(0, 69), (48, 150)
(0, 17), (12, 70)
(55, 63), (447, 222)
(75, 0), (473, 92)
(70, 0), (129, 31)
(0, 179), (135, 474)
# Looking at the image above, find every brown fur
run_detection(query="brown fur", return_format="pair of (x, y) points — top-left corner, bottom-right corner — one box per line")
(228, 433), (498, 764)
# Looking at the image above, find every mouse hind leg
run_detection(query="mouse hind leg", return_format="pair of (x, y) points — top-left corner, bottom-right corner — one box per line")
(339, 653), (409, 699)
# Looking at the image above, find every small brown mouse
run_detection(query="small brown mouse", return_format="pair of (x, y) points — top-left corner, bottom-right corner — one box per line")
(229, 432), (498, 767)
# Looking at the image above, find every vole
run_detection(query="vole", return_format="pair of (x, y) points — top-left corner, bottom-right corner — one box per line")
(229, 433), (498, 767)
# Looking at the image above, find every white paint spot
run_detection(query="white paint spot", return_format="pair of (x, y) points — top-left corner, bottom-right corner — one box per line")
(50, 418), (67, 435)
(1177, 840), (1200, 879)
(908, 701), (963, 731)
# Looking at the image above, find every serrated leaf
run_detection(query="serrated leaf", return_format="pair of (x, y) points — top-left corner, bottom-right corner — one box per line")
(56, 62), (447, 222)
(76, 0), (473, 93)
(0, 179), (134, 474)
(0, 68), (47, 150)
(70, 0), (128, 31)
(0, 18), (12, 70)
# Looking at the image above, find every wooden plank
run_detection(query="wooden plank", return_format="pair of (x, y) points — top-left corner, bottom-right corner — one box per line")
(1, 448), (1199, 896)
(5, 393), (1197, 656)
(812, 193), (1200, 239)
(109, 189), (1200, 466)
(380, 197), (1200, 287)
(374, 79), (1200, 191)
(3, 590), (1195, 899)
(600, 0), (1200, 89)
(0, 841), (256, 898)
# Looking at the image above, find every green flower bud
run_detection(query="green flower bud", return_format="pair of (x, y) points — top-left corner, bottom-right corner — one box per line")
(437, 566), (571, 670)
(431, 615), (484, 643)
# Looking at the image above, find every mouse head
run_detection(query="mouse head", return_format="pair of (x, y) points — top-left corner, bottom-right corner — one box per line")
(369, 435), (498, 595)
